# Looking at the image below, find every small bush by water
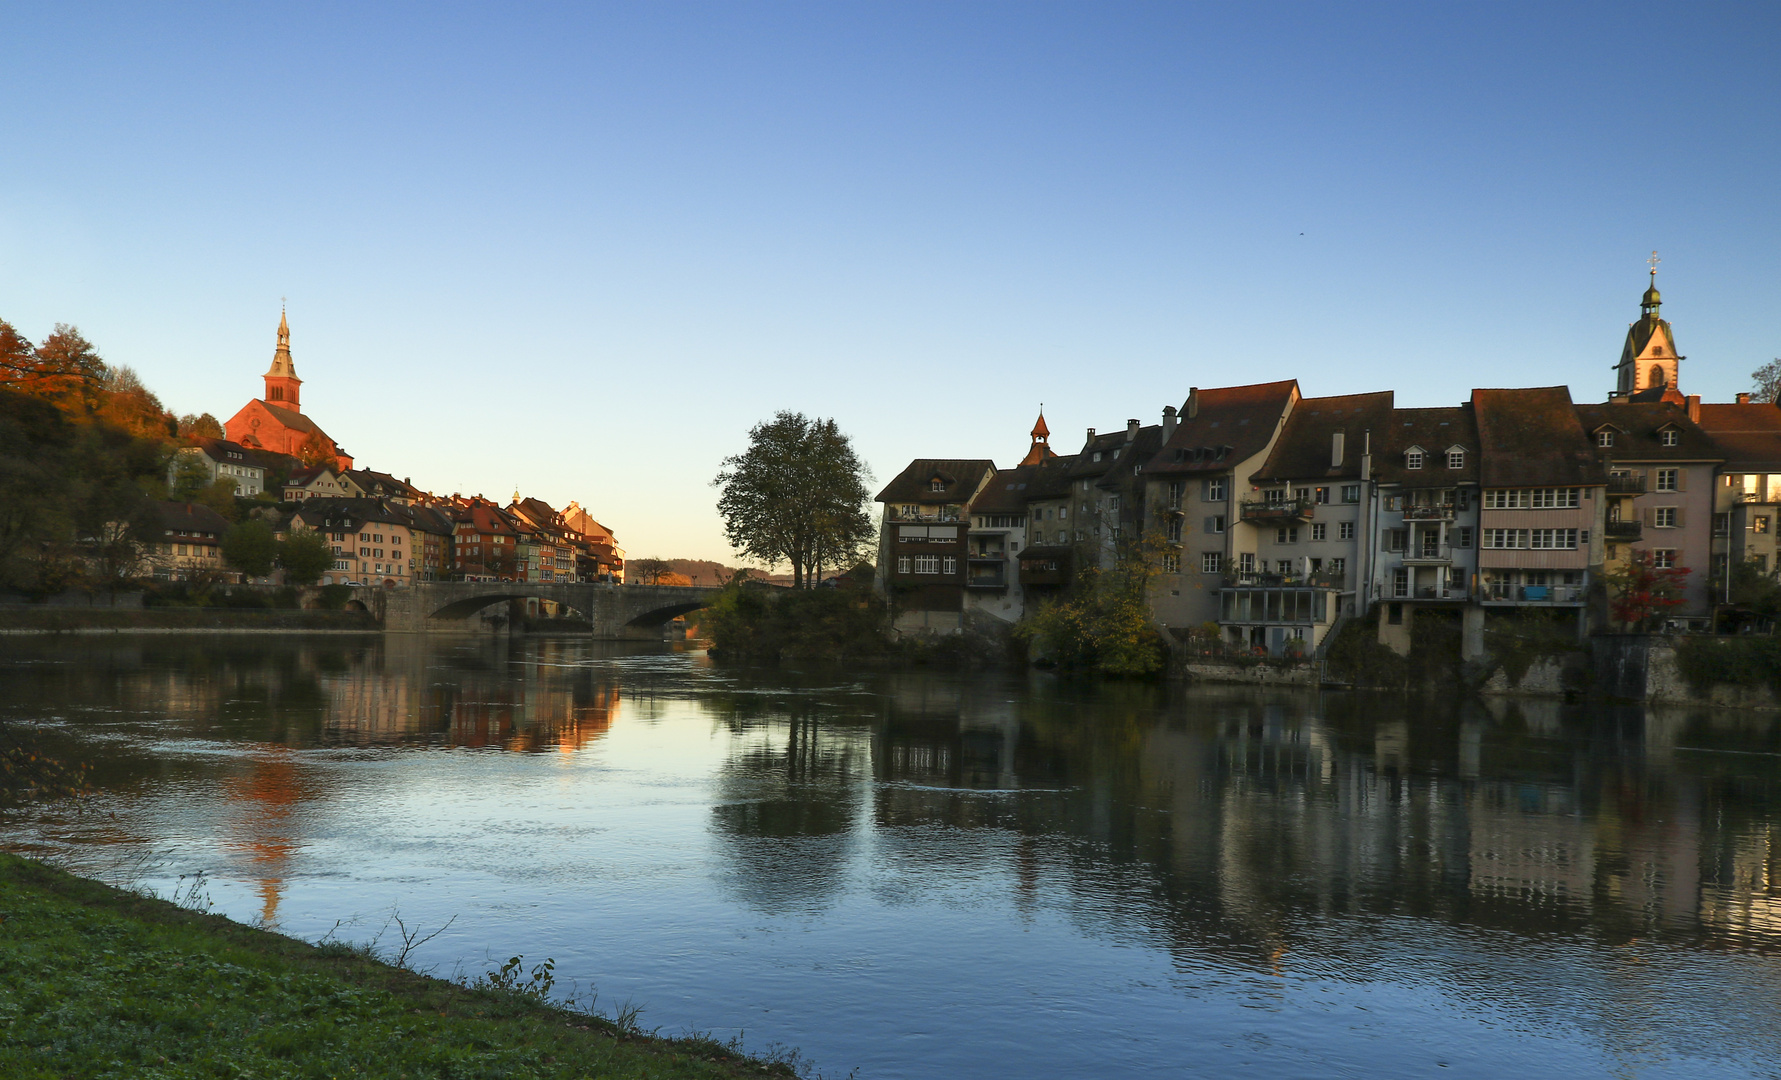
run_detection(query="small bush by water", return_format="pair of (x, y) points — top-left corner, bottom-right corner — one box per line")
(1675, 635), (1781, 695)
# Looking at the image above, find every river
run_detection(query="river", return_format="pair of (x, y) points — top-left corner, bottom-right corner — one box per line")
(2, 634), (1779, 1078)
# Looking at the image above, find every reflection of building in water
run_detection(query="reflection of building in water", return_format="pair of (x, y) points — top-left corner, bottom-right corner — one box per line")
(222, 750), (305, 928)
(1702, 825), (1781, 946)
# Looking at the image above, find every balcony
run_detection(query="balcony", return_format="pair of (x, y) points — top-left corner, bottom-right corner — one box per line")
(968, 550), (1006, 562)
(1401, 544), (1454, 565)
(1238, 497), (1314, 524)
(1606, 474), (1648, 494)
(1402, 504), (1456, 521)
(1482, 584), (1586, 605)
(1604, 520), (1642, 540)
(965, 571), (1008, 590)
(1391, 584), (1471, 601)
(888, 507), (961, 523)
(1222, 571), (1346, 590)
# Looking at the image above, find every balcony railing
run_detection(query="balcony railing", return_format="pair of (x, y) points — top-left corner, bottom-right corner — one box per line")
(1604, 520), (1642, 540)
(1222, 571), (1345, 590)
(888, 507), (961, 523)
(1401, 544), (1454, 564)
(965, 573), (1008, 590)
(1402, 505), (1457, 521)
(1392, 584), (1471, 601)
(968, 550), (1006, 561)
(1238, 497), (1314, 523)
(1606, 475), (1648, 494)
(1482, 584), (1586, 604)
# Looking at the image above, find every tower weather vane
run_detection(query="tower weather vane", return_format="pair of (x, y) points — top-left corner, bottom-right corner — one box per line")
(1648, 251), (1660, 277)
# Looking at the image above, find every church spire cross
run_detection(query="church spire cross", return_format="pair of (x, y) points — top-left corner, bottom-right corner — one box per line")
(1648, 251), (1660, 278)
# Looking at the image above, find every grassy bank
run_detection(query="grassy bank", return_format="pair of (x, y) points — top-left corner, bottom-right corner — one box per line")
(0, 853), (798, 1079)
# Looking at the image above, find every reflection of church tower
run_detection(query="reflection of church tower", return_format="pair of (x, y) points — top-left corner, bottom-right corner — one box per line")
(1613, 264), (1683, 402)
(1018, 409), (1056, 466)
(263, 308), (302, 410)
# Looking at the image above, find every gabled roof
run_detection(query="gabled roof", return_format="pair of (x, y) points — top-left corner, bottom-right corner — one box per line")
(1250, 391), (1393, 484)
(1695, 401), (1781, 471)
(1143, 381), (1298, 477)
(1472, 386), (1605, 487)
(346, 469), (419, 499)
(154, 501), (231, 537)
(968, 466), (1037, 515)
(186, 437), (263, 467)
(875, 459), (997, 504)
(1373, 406), (1480, 487)
(1574, 402), (1721, 463)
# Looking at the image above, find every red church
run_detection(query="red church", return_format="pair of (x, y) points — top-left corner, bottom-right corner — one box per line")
(224, 310), (352, 468)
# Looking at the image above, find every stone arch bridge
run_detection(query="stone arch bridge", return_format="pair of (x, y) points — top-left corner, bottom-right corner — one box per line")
(353, 581), (720, 638)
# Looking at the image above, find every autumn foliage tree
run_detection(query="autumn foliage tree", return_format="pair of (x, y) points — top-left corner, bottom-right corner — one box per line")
(1603, 551), (1691, 630)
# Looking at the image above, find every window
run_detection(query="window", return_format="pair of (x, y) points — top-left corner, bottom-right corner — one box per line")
(1393, 568), (1409, 598)
(1483, 529), (1527, 549)
(1341, 485), (1361, 503)
(1529, 529), (1578, 549)
(1486, 488), (1580, 509)
(1655, 468), (1678, 491)
(1447, 449), (1465, 469)
(1456, 527), (1473, 548)
(1756, 554), (1770, 573)
(1204, 478), (1227, 502)
(1276, 560), (1293, 575)
(1754, 516), (1772, 534)
(913, 556), (939, 574)
(1314, 487), (1330, 504)
(1202, 552), (1222, 573)
(1652, 549), (1676, 569)
(1655, 507), (1677, 528)
(943, 557), (957, 575)
(1383, 495), (1400, 511)
(1713, 513), (1732, 536)
(1239, 553), (1256, 573)
(1167, 518), (1183, 543)
(930, 479), (944, 492)
(1311, 523), (1327, 541)
(1660, 429), (1679, 447)
(1294, 487), (1311, 502)
(1203, 514), (1227, 533)
(1339, 521), (1355, 540)
(1386, 529), (1407, 552)
(1161, 553), (1179, 573)
(1405, 449), (1424, 470)
(1328, 557), (1346, 577)
(1262, 488), (1286, 502)
(1275, 527), (1298, 543)
(1597, 431), (1614, 447)
(1059, 507), (1068, 519)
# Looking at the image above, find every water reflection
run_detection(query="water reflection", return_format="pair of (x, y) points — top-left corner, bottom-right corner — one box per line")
(2, 636), (1781, 1077)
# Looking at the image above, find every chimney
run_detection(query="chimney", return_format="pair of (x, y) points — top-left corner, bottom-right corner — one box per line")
(1331, 431), (1345, 469)
(1361, 429), (1372, 483)
(1737, 393), (1752, 405)
(1186, 387), (1199, 420)
(1162, 405), (1177, 440)
(1126, 418), (1139, 442)
(1686, 394), (1701, 422)
(1086, 427), (1096, 442)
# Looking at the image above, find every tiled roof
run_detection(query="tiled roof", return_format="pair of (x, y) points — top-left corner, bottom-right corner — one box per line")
(1695, 402), (1781, 471)
(1372, 406), (1480, 487)
(968, 466), (1037, 514)
(1574, 402), (1722, 462)
(1472, 386), (1605, 487)
(1143, 381), (1298, 476)
(875, 459), (997, 504)
(1251, 391), (1394, 484)
(154, 501), (231, 537)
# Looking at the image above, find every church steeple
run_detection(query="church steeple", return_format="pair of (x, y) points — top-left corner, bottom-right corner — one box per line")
(1018, 407), (1056, 466)
(1613, 254), (1681, 401)
(263, 305), (302, 411)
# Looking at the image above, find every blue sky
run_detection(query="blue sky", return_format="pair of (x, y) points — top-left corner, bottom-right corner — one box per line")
(2, 3), (1777, 562)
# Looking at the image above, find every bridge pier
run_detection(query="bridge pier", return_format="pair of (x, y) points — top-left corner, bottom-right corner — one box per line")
(357, 582), (717, 640)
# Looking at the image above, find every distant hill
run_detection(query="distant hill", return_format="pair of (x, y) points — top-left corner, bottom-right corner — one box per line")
(640, 559), (793, 587)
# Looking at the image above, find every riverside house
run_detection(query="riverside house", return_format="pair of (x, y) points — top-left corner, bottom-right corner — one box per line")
(875, 459), (997, 635)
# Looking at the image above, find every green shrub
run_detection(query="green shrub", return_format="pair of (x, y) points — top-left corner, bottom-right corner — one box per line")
(1675, 635), (1781, 694)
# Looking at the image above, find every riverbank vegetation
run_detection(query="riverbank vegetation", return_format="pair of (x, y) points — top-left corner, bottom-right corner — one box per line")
(712, 412), (875, 589)
(1675, 634), (1781, 696)
(0, 852), (802, 1079)
(1016, 533), (1169, 677)
(702, 573), (893, 662)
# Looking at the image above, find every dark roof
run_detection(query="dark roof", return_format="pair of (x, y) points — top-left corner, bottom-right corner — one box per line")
(294, 497), (432, 532)
(1023, 454), (1078, 501)
(347, 469), (419, 498)
(1695, 402), (1781, 471)
(1017, 544), (1072, 561)
(968, 466), (1037, 515)
(154, 501), (231, 537)
(1250, 392), (1394, 484)
(1065, 424), (1163, 484)
(875, 459), (996, 504)
(1373, 406), (1481, 487)
(1574, 402), (1722, 463)
(1471, 386), (1606, 487)
(188, 437), (262, 466)
(1143, 381), (1298, 476)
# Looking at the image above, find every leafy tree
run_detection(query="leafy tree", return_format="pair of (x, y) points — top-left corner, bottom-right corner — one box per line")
(1728, 557), (1781, 619)
(713, 411), (874, 588)
(169, 454), (213, 499)
(176, 412), (224, 440)
(222, 519), (278, 578)
(1016, 529), (1170, 675)
(1602, 551), (1691, 630)
(1753, 358), (1781, 405)
(296, 429), (340, 469)
(278, 527), (336, 586)
(630, 557), (673, 584)
(94, 365), (172, 442)
(32, 324), (108, 413)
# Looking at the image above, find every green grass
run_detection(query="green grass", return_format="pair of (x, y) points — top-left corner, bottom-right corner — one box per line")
(0, 852), (799, 1080)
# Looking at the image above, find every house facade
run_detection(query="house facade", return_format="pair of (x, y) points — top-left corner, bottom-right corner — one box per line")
(875, 458), (997, 635)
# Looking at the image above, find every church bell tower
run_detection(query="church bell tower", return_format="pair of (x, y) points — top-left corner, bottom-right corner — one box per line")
(263, 308), (302, 411)
(1613, 254), (1681, 401)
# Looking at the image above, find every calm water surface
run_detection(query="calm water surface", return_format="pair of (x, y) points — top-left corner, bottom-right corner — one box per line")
(3, 635), (1781, 1078)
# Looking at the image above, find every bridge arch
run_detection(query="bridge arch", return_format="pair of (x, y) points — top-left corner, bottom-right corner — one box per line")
(427, 593), (590, 623)
(625, 600), (711, 628)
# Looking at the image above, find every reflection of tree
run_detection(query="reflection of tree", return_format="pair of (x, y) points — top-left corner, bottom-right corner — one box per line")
(222, 750), (307, 928)
(707, 700), (870, 913)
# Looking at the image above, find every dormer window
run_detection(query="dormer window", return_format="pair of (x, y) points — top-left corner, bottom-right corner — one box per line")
(1446, 448), (1465, 469)
(1597, 431), (1614, 447)
(1405, 448), (1424, 470)
(929, 479), (945, 492)
(1660, 429), (1678, 447)
(1093, 451), (1102, 462)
